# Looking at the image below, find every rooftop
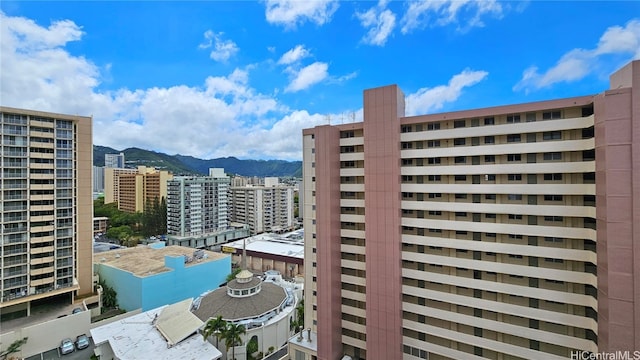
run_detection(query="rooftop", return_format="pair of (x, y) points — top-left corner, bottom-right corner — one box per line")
(91, 303), (222, 360)
(93, 245), (227, 277)
(225, 231), (304, 259)
(193, 282), (287, 322)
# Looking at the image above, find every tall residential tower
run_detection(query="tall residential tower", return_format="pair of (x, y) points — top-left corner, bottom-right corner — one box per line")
(1, 107), (93, 318)
(300, 61), (639, 359)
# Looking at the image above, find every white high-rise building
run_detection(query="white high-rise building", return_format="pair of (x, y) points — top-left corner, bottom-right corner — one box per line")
(104, 152), (125, 168)
(230, 178), (295, 234)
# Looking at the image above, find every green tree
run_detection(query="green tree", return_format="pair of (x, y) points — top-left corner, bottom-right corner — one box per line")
(0, 337), (27, 360)
(246, 336), (258, 360)
(99, 280), (118, 310)
(202, 315), (226, 349)
(226, 268), (242, 283)
(223, 323), (246, 360)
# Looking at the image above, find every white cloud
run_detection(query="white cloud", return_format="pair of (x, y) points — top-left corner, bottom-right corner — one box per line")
(278, 45), (311, 65)
(0, 12), (335, 160)
(284, 62), (329, 93)
(401, 0), (502, 34)
(198, 30), (239, 62)
(514, 19), (640, 92)
(355, 0), (397, 46)
(264, 0), (339, 29)
(405, 69), (488, 116)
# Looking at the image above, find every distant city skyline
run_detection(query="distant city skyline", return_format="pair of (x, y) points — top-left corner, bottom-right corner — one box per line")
(1, 1), (638, 160)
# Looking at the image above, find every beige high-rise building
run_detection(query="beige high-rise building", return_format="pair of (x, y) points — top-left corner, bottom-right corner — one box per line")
(104, 166), (172, 213)
(1, 107), (93, 318)
(230, 179), (295, 234)
(299, 61), (640, 360)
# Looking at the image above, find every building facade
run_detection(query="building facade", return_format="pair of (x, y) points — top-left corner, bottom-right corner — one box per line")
(93, 165), (105, 194)
(0, 107), (93, 318)
(104, 152), (125, 168)
(167, 169), (230, 238)
(302, 61), (639, 359)
(230, 180), (295, 234)
(104, 166), (172, 213)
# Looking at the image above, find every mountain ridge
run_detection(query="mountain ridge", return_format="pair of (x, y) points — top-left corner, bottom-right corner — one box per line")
(93, 145), (302, 177)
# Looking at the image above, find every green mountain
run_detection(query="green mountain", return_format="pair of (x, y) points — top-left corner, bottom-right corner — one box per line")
(94, 146), (302, 177)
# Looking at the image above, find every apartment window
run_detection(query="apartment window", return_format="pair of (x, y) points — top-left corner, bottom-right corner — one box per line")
(401, 125), (412, 133)
(508, 194), (523, 201)
(427, 122), (440, 130)
(427, 140), (440, 148)
(545, 237), (563, 243)
(543, 111), (562, 120)
(485, 194), (496, 200)
(484, 155), (495, 163)
(428, 175), (441, 181)
(509, 234), (524, 239)
(509, 214), (523, 220)
(485, 213), (496, 219)
(485, 136), (495, 144)
(508, 174), (522, 181)
(428, 157), (441, 164)
(454, 138), (466, 146)
(428, 211), (442, 215)
(454, 156), (466, 164)
(428, 228), (442, 233)
(543, 131), (562, 140)
(402, 175), (414, 182)
(340, 131), (354, 138)
(484, 117), (495, 125)
(507, 154), (522, 162)
(543, 152), (562, 161)
(402, 192), (414, 199)
(455, 193), (467, 199)
(509, 254), (524, 259)
(486, 174), (496, 181)
(402, 159), (413, 166)
(507, 134), (521, 143)
(341, 145), (355, 153)
(455, 212), (468, 217)
(507, 114), (521, 123)
(454, 175), (467, 181)
(454, 120), (466, 128)
(544, 258), (564, 264)
(544, 195), (563, 201)
(544, 173), (563, 181)
(428, 193), (442, 198)
(544, 216), (563, 222)
(486, 233), (497, 238)
(401, 142), (413, 149)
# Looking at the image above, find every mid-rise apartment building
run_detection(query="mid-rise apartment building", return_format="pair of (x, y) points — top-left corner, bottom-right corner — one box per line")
(104, 166), (172, 213)
(230, 177), (295, 234)
(166, 169), (230, 238)
(301, 61), (639, 359)
(104, 152), (125, 168)
(1, 107), (93, 318)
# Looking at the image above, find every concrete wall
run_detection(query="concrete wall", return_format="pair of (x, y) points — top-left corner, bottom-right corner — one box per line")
(95, 261), (143, 311)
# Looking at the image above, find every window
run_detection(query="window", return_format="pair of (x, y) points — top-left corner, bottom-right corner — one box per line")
(454, 175), (467, 181)
(485, 136), (495, 144)
(544, 173), (563, 181)
(427, 140), (440, 148)
(454, 120), (466, 128)
(455, 212), (468, 217)
(401, 142), (413, 149)
(341, 146), (355, 153)
(484, 117), (495, 125)
(544, 258), (564, 264)
(428, 193), (442, 198)
(402, 175), (414, 182)
(543, 111), (561, 120)
(509, 234), (523, 239)
(543, 152), (562, 161)
(508, 174), (522, 181)
(508, 194), (523, 201)
(455, 194), (467, 199)
(545, 237), (563, 243)
(507, 114), (521, 123)
(507, 154), (522, 162)
(428, 211), (442, 215)
(454, 138), (466, 146)
(454, 156), (466, 164)
(340, 131), (355, 138)
(544, 216), (563, 222)
(428, 175), (441, 181)
(507, 134), (521, 143)
(543, 131), (562, 140)
(428, 157), (441, 164)
(401, 125), (412, 133)
(402, 159), (413, 166)
(427, 123), (440, 130)
(485, 194), (496, 200)
(544, 195), (563, 201)
(485, 213), (496, 219)
(484, 155), (495, 162)
(486, 174), (496, 181)
(509, 254), (523, 259)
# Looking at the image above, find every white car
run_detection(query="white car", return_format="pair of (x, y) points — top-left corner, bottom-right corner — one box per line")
(59, 338), (74, 355)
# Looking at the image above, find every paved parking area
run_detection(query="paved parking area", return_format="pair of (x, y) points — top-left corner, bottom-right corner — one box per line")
(25, 337), (95, 360)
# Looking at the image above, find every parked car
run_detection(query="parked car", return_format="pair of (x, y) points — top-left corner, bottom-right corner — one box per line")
(72, 307), (83, 314)
(59, 338), (75, 355)
(75, 334), (90, 350)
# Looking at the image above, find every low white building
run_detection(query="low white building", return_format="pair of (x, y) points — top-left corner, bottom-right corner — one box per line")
(193, 270), (302, 360)
(91, 298), (222, 360)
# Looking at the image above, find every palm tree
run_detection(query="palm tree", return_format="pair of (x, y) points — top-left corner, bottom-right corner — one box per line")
(223, 323), (246, 360)
(202, 315), (226, 349)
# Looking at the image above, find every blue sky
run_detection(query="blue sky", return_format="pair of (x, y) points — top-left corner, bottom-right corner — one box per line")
(1, 1), (639, 160)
